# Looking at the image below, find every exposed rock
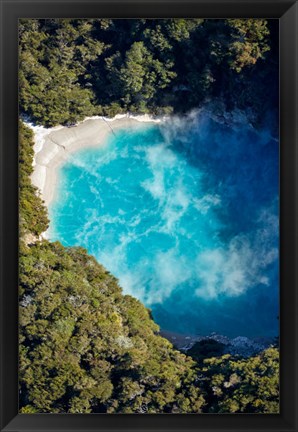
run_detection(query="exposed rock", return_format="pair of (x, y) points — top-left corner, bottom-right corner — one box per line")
(22, 232), (41, 246)
(161, 329), (275, 358)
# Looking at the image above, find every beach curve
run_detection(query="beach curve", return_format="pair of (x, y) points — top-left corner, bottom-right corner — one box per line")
(28, 114), (163, 207)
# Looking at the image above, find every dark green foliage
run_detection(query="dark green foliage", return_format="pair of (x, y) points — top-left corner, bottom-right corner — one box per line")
(200, 348), (279, 413)
(19, 122), (49, 236)
(187, 339), (225, 364)
(19, 19), (104, 126)
(19, 18), (277, 126)
(19, 241), (204, 413)
(226, 19), (270, 72)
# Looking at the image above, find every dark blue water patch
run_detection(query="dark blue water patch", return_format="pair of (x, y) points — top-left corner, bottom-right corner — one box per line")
(153, 269), (279, 338)
(48, 112), (279, 338)
(161, 114), (279, 239)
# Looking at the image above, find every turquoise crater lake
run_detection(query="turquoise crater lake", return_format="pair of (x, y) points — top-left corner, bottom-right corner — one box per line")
(48, 112), (279, 338)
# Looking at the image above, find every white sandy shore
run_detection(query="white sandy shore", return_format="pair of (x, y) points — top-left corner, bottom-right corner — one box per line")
(27, 114), (164, 207)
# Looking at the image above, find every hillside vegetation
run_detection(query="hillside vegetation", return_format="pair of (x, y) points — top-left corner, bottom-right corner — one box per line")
(19, 18), (278, 127)
(19, 18), (279, 414)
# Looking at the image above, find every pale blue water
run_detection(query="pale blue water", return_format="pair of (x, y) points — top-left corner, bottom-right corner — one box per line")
(48, 111), (279, 338)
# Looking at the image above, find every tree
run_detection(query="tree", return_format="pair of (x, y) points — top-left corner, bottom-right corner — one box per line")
(226, 19), (270, 72)
(19, 122), (49, 237)
(19, 19), (106, 126)
(19, 241), (205, 413)
(107, 41), (176, 111)
(19, 18), (276, 125)
(201, 348), (279, 413)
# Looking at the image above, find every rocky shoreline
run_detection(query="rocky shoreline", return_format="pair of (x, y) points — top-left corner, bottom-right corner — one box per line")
(161, 330), (276, 358)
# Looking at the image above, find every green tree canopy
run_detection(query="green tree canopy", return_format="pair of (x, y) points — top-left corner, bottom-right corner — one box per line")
(19, 18), (277, 126)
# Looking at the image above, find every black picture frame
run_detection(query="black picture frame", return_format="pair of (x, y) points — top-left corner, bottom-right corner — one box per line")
(0, 0), (297, 431)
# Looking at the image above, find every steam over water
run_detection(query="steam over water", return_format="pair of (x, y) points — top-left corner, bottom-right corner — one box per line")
(49, 111), (279, 337)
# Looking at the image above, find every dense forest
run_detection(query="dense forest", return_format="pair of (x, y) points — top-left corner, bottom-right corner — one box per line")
(19, 19), (279, 413)
(19, 18), (278, 127)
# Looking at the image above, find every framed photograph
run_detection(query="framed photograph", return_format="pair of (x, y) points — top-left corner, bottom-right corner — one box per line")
(0, 0), (297, 431)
